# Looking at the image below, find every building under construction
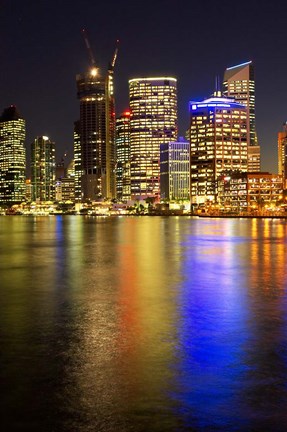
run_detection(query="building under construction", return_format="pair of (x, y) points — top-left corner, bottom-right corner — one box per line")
(75, 30), (118, 202)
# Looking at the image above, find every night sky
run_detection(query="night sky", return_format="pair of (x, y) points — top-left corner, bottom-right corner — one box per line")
(1, 0), (287, 173)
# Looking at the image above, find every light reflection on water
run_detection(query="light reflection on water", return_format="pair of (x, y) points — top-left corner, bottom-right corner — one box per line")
(1, 216), (287, 431)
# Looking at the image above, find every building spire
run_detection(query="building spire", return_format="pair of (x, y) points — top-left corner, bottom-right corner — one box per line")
(214, 75), (221, 97)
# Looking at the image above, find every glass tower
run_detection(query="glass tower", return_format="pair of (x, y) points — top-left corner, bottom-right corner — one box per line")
(0, 106), (26, 205)
(129, 77), (177, 200)
(31, 136), (56, 202)
(76, 61), (116, 202)
(160, 138), (190, 201)
(223, 61), (260, 172)
(116, 111), (131, 201)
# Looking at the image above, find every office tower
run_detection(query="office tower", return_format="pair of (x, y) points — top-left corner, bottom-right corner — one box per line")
(0, 106), (26, 205)
(116, 111), (131, 201)
(31, 136), (56, 201)
(278, 122), (287, 188)
(73, 120), (82, 202)
(190, 92), (248, 205)
(223, 61), (260, 171)
(160, 138), (190, 201)
(76, 36), (118, 202)
(129, 77), (177, 200)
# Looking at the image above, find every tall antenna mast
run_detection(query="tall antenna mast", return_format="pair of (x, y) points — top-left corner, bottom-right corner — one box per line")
(214, 75), (221, 97)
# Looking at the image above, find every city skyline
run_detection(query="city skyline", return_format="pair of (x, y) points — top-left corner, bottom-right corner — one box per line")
(2, 0), (287, 174)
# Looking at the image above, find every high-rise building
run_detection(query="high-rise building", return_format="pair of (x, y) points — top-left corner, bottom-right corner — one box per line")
(278, 122), (287, 188)
(223, 61), (260, 172)
(75, 43), (117, 202)
(73, 120), (82, 202)
(31, 136), (56, 202)
(160, 138), (190, 201)
(0, 106), (26, 205)
(190, 93), (248, 205)
(116, 111), (131, 201)
(129, 77), (177, 200)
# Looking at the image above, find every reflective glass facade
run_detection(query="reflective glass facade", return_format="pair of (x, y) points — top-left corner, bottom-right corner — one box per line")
(223, 61), (260, 171)
(76, 66), (116, 201)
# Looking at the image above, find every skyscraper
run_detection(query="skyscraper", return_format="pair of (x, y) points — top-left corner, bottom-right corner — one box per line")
(278, 122), (287, 188)
(31, 136), (56, 201)
(0, 106), (26, 205)
(73, 120), (81, 202)
(190, 93), (248, 205)
(129, 77), (177, 200)
(116, 111), (131, 201)
(223, 61), (260, 172)
(75, 38), (117, 202)
(160, 138), (190, 201)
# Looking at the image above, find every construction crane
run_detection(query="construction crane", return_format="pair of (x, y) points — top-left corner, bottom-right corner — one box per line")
(109, 39), (119, 71)
(81, 28), (97, 68)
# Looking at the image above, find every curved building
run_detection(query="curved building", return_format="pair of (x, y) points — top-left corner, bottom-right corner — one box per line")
(129, 77), (177, 200)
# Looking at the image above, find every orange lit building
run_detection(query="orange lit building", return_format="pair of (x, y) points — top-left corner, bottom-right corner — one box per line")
(217, 172), (283, 212)
(278, 122), (287, 188)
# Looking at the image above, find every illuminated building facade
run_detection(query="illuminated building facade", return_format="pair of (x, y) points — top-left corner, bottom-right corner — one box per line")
(278, 122), (287, 188)
(73, 120), (81, 202)
(160, 138), (190, 201)
(55, 177), (75, 202)
(116, 111), (131, 200)
(55, 158), (75, 202)
(31, 136), (56, 201)
(129, 77), (177, 200)
(190, 93), (248, 205)
(0, 106), (26, 205)
(76, 59), (116, 201)
(217, 172), (282, 212)
(223, 61), (260, 171)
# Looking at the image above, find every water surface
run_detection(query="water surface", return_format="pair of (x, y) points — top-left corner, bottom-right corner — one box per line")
(1, 216), (287, 431)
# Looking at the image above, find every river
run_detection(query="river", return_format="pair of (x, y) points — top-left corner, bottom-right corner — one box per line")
(1, 216), (287, 431)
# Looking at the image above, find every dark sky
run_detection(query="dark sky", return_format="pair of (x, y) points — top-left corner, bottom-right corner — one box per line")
(1, 0), (287, 173)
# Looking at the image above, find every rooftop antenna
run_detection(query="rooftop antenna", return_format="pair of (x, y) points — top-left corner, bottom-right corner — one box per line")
(214, 75), (221, 97)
